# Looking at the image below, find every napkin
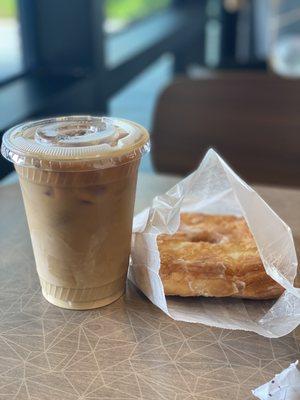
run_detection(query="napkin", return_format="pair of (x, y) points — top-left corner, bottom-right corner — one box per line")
(129, 149), (300, 337)
(252, 361), (300, 399)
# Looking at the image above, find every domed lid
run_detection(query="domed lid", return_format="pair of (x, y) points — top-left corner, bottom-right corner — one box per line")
(1, 116), (150, 171)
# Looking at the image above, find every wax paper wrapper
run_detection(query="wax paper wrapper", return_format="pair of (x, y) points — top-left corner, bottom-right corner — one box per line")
(129, 149), (300, 338)
(253, 361), (300, 399)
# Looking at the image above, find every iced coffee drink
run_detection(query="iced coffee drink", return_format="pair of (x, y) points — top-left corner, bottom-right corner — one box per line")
(1, 116), (149, 309)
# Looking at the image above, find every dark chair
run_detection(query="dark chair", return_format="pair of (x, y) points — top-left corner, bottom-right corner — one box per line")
(152, 72), (300, 187)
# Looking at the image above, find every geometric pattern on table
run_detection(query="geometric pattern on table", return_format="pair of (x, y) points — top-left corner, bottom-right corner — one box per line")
(0, 183), (299, 400)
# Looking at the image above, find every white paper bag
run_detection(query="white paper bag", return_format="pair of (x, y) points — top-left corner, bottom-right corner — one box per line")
(252, 361), (300, 399)
(129, 149), (300, 338)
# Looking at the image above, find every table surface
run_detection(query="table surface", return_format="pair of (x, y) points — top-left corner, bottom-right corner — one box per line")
(0, 173), (299, 400)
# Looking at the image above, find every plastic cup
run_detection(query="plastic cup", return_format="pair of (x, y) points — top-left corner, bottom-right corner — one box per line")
(1, 116), (149, 309)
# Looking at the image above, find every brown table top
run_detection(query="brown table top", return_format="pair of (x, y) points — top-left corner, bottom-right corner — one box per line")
(0, 174), (299, 400)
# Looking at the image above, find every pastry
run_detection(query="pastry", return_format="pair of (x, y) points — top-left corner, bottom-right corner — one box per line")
(157, 213), (284, 299)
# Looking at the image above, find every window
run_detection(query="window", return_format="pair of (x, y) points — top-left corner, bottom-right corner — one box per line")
(0, 0), (23, 82)
(105, 0), (171, 33)
(105, 0), (174, 68)
(0, 0), (204, 143)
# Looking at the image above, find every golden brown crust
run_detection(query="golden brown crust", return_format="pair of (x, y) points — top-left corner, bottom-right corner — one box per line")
(158, 213), (284, 300)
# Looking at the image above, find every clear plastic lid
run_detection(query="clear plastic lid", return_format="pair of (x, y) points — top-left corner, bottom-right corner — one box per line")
(1, 116), (150, 171)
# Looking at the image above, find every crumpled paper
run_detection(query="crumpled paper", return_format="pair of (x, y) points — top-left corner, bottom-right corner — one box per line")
(252, 361), (300, 399)
(129, 149), (300, 338)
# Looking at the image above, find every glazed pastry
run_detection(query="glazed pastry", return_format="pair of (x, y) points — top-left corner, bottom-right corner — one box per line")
(158, 213), (284, 299)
